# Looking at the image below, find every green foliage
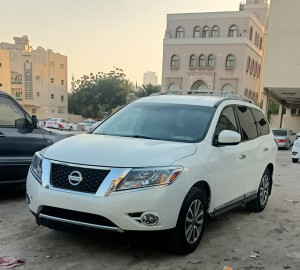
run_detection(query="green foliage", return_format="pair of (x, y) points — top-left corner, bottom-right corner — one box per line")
(68, 68), (133, 118)
(267, 99), (280, 121)
(136, 84), (161, 98)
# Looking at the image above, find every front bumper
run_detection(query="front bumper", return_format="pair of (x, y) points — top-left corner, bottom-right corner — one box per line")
(26, 168), (186, 232)
(292, 149), (300, 159)
(277, 141), (289, 148)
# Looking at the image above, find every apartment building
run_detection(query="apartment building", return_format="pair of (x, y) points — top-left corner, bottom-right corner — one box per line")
(162, 0), (269, 105)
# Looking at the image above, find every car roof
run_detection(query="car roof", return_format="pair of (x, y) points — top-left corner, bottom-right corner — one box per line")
(135, 95), (254, 108)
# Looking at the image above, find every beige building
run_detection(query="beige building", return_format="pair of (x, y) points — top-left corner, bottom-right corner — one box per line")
(0, 49), (10, 93)
(0, 36), (68, 119)
(262, 0), (300, 131)
(162, 0), (269, 105)
(143, 71), (158, 86)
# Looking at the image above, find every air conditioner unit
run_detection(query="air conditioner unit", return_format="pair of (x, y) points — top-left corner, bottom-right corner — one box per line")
(290, 108), (300, 116)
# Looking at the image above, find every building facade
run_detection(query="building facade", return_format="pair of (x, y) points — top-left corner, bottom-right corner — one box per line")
(162, 0), (269, 105)
(262, 0), (300, 131)
(0, 49), (10, 93)
(0, 36), (68, 119)
(143, 71), (158, 86)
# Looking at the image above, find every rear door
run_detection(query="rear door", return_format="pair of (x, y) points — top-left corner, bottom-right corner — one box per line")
(0, 95), (46, 183)
(235, 105), (260, 196)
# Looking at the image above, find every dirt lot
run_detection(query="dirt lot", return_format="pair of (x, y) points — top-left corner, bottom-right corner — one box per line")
(1, 150), (300, 270)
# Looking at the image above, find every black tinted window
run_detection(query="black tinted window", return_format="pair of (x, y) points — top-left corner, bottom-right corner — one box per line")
(215, 106), (238, 136)
(236, 106), (258, 141)
(251, 109), (270, 136)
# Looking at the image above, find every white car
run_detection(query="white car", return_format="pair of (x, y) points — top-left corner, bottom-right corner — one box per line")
(45, 118), (73, 131)
(292, 139), (300, 163)
(78, 119), (96, 131)
(27, 95), (277, 254)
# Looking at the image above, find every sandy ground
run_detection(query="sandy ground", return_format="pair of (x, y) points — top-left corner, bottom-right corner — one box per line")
(0, 150), (300, 270)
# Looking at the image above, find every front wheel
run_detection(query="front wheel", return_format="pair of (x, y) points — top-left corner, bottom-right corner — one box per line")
(292, 158), (299, 164)
(169, 187), (207, 254)
(246, 168), (271, 212)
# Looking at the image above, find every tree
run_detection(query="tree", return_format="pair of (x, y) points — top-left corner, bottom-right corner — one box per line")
(68, 68), (133, 118)
(267, 99), (280, 121)
(136, 84), (161, 98)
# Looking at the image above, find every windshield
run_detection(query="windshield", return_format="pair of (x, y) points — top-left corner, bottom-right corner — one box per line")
(93, 102), (216, 143)
(273, 130), (287, 136)
(49, 118), (58, 121)
(83, 120), (90, 123)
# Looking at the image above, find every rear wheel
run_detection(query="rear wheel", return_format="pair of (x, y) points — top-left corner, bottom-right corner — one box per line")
(292, 158), (299, 164)
(169, 187), (207, 254)
(69, 126), (73, 131)
(58, 126), (62, 131)
(246, 168), (271, 212)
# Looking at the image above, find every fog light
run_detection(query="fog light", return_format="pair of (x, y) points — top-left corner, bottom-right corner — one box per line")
(141, 213), (159, 226)
(26, 193), (30, 204)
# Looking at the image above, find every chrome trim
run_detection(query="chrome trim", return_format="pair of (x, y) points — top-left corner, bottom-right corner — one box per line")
(49, 159), (112, 170)
(38, 213), (124, 233)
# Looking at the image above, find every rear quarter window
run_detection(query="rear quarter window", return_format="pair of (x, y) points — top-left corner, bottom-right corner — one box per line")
(251, 108), (270, 136)
(236, 106), (258, 141)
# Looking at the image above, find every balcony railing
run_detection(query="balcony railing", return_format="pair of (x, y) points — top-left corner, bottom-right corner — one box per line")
(15, 97), (23, 101)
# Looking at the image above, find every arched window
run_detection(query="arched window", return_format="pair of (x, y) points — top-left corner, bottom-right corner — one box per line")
(190, 54), (197, 67)
(257, 64), (261, 78)
(249, 27), (253, 41)
(254, 62), (257, 76)
(203, 26), (210, 38)
(254, 32), (258, 45)
(199, 54), (206, 67)
(208, 54), (215, 67)
(245, 88), (248, 97)
(226, 54), (235, 67)
(176, 27), (184, 38)
(171, 55), (180, 67)
(250, 59), (254, 74)
(168, 83), (180, 91)
(194, 26), (201, 38)
(259, 37), (263, 49)
(191, 80), (209, 91)
(229, 25), (238, 37)
(212, 26), (219, 38)
(246, 57), (251, 72)
(222, 84), (235, 93)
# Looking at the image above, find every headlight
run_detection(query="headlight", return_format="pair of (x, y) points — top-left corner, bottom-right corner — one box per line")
(117, 167), (183, 191)
(31, 152), (43, 183)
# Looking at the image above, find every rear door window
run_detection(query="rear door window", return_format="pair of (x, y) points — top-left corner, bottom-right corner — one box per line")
(251, 108), (270, 136)
(236, 106), (258, 141)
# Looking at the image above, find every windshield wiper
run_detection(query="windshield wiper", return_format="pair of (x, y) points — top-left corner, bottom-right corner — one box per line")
(132, 135), (154, 140)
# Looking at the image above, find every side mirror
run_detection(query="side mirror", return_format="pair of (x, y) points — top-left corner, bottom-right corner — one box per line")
(32, 115), (38, 129)
(216, 130), (241, 146)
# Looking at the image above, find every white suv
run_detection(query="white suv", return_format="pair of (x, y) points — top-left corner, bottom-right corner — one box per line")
(27, 95), (277, 254)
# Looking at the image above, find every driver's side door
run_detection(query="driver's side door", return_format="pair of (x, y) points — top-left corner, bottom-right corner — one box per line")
(0, 95), (46, 183)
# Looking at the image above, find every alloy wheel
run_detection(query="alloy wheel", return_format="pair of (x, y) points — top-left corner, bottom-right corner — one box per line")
(259, 175), (269, 206)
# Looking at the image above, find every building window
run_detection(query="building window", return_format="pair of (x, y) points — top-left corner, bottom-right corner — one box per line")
(50, 61), (54, 67)
(61, 80), (64, 85)
(176, 27), (184, 38)
(194, 26), (201, 38)
(212, 26), (219, 38)
(249, 27), (253, 41)
(222, 84), (234, 93)
(199, 54), (206, 67)
(226, 54), (235, 68)
(203, 26), (210, 38)
(257, 64), (261, 78)
(15, 92), (21, 97)
(50, 78), (54, 83)
(61, 95), (64, 102)
(32, 108), (36, 114)
(254, 32), (258, 46)
(60, 64), (64, 69)
(250, 60), (254, 74)
(168, 83), (180, 92)
(52, 110), (55, 113)
(189, 54), (197, 68)
(51, 94), (54, 99)
(246, 57), (251, 72)
(191, 80), (209, 92)
(0, 63), (2, 67)
(207, 54), (215, 68)
(171, 55), (180, 67)
(259, 37), (263, 50)
(254, 62), (258, 76)
(229, 25), (238, 37)
(0, 83), (2, 87)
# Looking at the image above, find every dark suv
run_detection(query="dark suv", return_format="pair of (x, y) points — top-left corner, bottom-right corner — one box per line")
(0, 91), (69, 185)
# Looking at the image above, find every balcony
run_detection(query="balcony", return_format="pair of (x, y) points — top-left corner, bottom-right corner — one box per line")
(15, 97), (23, 102)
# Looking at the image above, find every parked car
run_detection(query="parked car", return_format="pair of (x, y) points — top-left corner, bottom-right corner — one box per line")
(43, 118), (53, 127)
(91, 120), (102, 131)
(77, 119), (96, 131)
(0, 91), (70, 185)
(45, 118), (73, 131)
(27, 95), (277, 254)
(297, 132), (300, 139)
(292, 139), (300, 163)
(272, 128), (297, 149)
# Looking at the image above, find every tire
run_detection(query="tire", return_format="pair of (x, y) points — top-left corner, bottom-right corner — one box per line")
(58, 126), (62, 131)
(69, 126), (73, 131)
(246, 168), (271, 213)
(168, 187), (207, 254)
(292, 158), (299, 164)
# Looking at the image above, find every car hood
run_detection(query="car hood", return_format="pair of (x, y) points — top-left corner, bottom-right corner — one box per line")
(42, 134), (197, 167)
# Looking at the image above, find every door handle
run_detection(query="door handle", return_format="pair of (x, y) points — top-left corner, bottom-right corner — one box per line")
(0, 132), (6, 138)
(239, 153), (247, 159)
(262, 147), (269, 152)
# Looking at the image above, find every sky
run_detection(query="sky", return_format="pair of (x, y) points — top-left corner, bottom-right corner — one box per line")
(1, 0), (244, 88)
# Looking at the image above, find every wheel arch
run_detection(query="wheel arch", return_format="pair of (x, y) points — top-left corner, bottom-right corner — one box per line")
(191, 180), (211, 210)
(266, 163), (274, 195)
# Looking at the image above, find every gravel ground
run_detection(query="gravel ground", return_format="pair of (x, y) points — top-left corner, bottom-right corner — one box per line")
(0, 150), (299, 270)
